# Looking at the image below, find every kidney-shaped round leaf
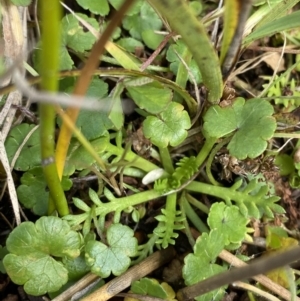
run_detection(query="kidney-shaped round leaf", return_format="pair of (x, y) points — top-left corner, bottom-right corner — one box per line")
(207, 202), (248, 245)
(76, 0), (109, 15)
(64, 135), (109, 176)
(131, 278), (175, 300)
(61, 14), (99, 53)
(143, 102), (191, 148)
(126, 83), (172, 114)
(85, 224), (137, 278)
(183, 254), (226, 301)
(3, 216), (81, 296)
(193, 230), (225, 263)
(3, 253), (68, 296)
(5, 216), (81, 258)
(5, 124), (41, 171)
(203, 98), (276, 159)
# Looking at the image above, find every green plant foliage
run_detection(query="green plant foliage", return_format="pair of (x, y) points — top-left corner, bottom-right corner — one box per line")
(183, 230), (227, 301)
(143, 102), (191, 148)
(263, 76), (300, 109)
(3, 0), (296, 296)
(189, 1), (203, 16)
(130, 278), (176, 300)
(59, 77), (113, 139)
(203, 98), (276, 159)
(122, 1), (163, 50)
(186, 178), (284, 219)
(60, 13), (99, 69)
(166, 40), (202, 84)
(10, 0), (31, 5)
(275, 154), (295, 176)
(61, 13), (98, 53)
(63, 188), (104, 233)
(154, 209), (185, 248)
(63, 135), (109, 176)
(109, 0), (142, 15)
(16, 167), (71, 215)
(170, 156), (198, 188)
(76, 0), (109, 16)
(117, 37), (144, 53)
(5, 124), (40, 171)
(0, 245), (8, 274)
(126, 82), (172, 114)
(33, 13), (100, 71)
(3, 217), (82, 296)
(290, 162), (300, 188)
(236, 179), (284, 219)
(193, 230), (225, 262)
(244, 10), (300, 45)
(62, 253), (90, 281)
(85, 224), (137, 277)
(289, 171), (300, 188)
(207, 203), (248, 245)
(154, 156), (198, 192)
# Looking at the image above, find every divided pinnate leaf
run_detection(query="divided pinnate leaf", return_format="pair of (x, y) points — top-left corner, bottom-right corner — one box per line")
(143, 102), (191, 148)
(235, 178), (284, 219)
(85, 224), (137, 278)
(3, 217), (81, 296)
(203, 98), (276, 159)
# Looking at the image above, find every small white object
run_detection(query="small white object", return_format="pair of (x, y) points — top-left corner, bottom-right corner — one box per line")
(142, 168), (165, 185)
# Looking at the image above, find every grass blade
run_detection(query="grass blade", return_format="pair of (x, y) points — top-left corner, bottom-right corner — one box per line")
(148, 0), (223, 104)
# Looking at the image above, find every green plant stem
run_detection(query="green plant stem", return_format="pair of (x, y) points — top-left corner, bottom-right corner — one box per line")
(165, 192), (177, 219)
(185, 193), (209, 214)
(206, 137), (231, 186)
(181, 193), (209, 233)
(195, 137), (217, 167)
(159, 147), (174, 173)
(95, 189), (162, 217)
(273, 132), (300, 138)
(108, 144), (159, 172)
(68, 189), (163, 226)
(185, 180), (279, 206)
(39, 0), (69, 216)
(179, 195), (195, 247)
